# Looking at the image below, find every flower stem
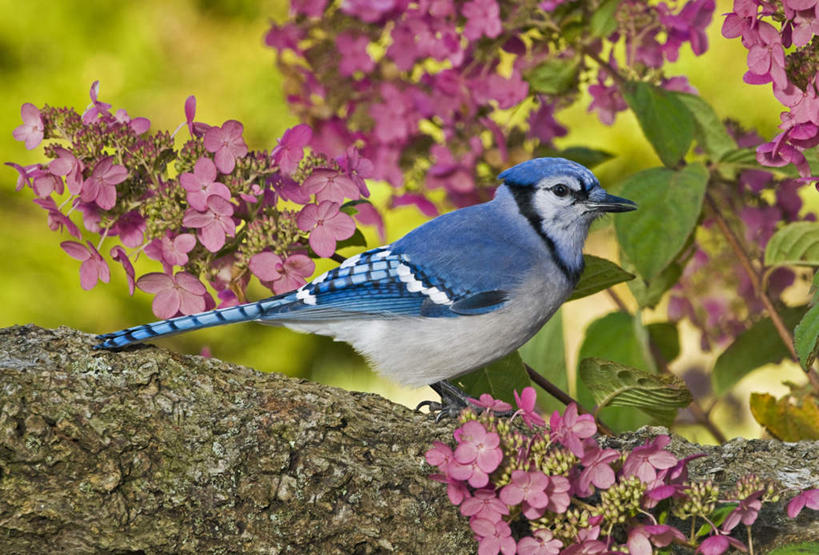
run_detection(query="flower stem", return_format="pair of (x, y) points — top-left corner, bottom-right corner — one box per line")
(705, 191), (819, 391)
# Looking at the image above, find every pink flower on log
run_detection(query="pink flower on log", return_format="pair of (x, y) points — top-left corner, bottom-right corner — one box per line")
(81, 156), (129, 210)
(623, 435), (678, 484)
(517, 529), (563, 555)
(453, 420), (503, 488)
(272, 123), (312, 175)
(460, 489), (509, 522)
(61, 240), (110, 290)
(550, 402), (597, 457)
(203, 120), (248, 174)
(296, 201), (356, 257)
(136, 271), (208, 319)
(787, 488), (819, 518)
(513, 387), (546, 428)
(249, 252), (315, 294)
(180, 157), (231, 211)
(182, 196), (236, 252)
(470, 518), (516, 555)
(13, 102), (44, 150)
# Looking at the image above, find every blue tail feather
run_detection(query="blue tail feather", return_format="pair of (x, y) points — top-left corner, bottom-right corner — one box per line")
(95, 293), (297, 349)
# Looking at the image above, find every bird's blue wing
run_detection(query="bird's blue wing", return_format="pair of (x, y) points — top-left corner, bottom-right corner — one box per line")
(262, 246), (508, 321)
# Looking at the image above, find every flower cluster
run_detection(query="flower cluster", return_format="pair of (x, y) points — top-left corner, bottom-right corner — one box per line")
(266, 0), (714, 210)
(9, 82), (375, 318)
(722, 0), (819, 177)
(426, 388), (815, 554)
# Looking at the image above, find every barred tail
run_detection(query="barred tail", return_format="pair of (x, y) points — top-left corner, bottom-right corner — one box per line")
(94, 294), (296, 349)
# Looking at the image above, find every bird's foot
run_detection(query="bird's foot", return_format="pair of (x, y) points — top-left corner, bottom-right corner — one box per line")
(415, 381), (515, 421)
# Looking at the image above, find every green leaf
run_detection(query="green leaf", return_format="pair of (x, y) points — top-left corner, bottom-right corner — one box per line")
(623, 81), (695, 167)
(576, 311), (655, 431)
(765, 222), (819, 268)
(647, 322), (680, 363)
(579, 358), (692, 425)
(795, 303), (819, 370)
(519, 309), (567, 414)
(719, 147), (758, 165)
(455, 351), (531, 406)
(672, 92), (735, 160)
(626, 261), (683, 309)
(556, 146), (614, 168)
(713, 307), (806, 394)
(569, 255), (635, 301)
(615, 164), (708, 281)
(768, 542), (819, 554)
(526, 56), (581, 96)
(590, 0), (622, 37)
(334, 228), (368, 250)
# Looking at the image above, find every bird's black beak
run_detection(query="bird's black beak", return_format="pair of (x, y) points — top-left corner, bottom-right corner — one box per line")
(587, 193), (637, 213)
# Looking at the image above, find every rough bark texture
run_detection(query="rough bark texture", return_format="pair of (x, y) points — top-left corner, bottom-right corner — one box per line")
(0, 325), (817, 553)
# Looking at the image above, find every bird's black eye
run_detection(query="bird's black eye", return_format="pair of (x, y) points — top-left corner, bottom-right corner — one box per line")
(552, 184), (569, 198)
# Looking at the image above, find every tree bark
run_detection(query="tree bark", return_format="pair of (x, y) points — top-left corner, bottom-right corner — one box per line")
(0, 325), (817, 553)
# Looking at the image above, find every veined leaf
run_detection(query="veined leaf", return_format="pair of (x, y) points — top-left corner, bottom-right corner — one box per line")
(579, 358), (692, 424)
(795, 303), (819, 370)
(623, 81), (695, 168)
(672, 92), (735, 160)
(615, 164), (708, 281)
(750, 392), (819, 441)
(626, 261), (683, 309)
(569, 255), (635, 301)
(647, 322), (680, 363)
(455, 350), (531, 406)
(765, 222), (819, 268)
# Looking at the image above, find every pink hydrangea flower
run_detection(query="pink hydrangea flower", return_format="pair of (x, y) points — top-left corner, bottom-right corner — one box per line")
(468, 393), (513, 413)
(13, 102), (44, 150)
(588, 72), (628, 125)
(577, 445), (620, 495)
(550, 402), (597, 457)
(291, 0), (328, 17)
(623, 435), (678, 484)
(272, 123), (312, 175)
(453, 420), (503, 488)
(113, 108), (150, 135)
(82, 80), (112, 124)
(460, 488), (509, 522)
(6, 162), (38, 191)
(744, 21), (788, 88)
(31, 169), (63, 198)
(145, 233), (197, 270)
(110, 246), (136, 295)
(49, 147), (84, 194)
(203, 120), (248, 174)
(184, 95), (210, 137)
(513, 387), (546, 428)
(696, 534), (747, 555)
(302, 169), (360, 204)
(499, 470), (550, 509)
(32, 198), (81, 238)
(111, 211), (146, 249)
(517, 529), (563, 555)
(462, 0), (502, 40)
(470, 518), (516, 555)
(180, 157), (232, 211)
(249, 252), (315, 294)
(182, 196), (236, 252)
(81, 156), (129, 210)
(61, 240), (110, 290)
(296, 201), (356, 258)
(786, 488), (819, 518)
(628, 524), (686, 555)
(722, 491), (763, 532)
(336, 146), (374, 196)
(392, 192), (439, 217)
(336, 33), (375, 76)
(136, 271), (208, 319)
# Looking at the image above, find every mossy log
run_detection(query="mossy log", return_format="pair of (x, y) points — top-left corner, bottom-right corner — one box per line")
(0, 325), (817, 553)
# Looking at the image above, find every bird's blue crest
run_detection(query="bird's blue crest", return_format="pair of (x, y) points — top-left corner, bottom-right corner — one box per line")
(498, 157), (599, 190)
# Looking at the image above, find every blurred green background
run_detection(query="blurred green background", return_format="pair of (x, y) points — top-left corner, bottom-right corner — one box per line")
(0, 0), (808, 440)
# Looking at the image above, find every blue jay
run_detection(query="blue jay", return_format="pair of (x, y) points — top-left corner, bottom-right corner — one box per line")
(96, 157), (635, 405)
